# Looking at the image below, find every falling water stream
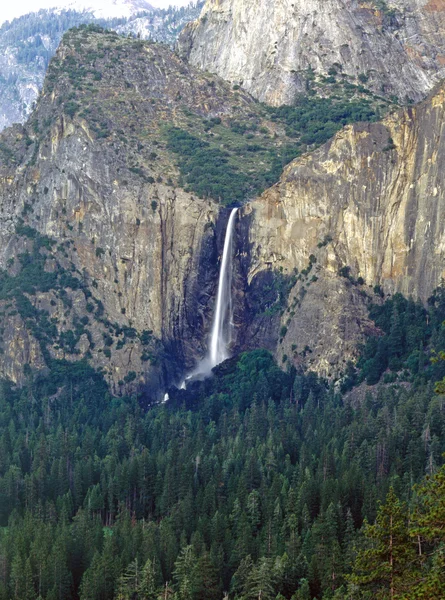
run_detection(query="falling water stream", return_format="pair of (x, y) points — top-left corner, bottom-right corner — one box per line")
(166, 208), (238, 398)
(208, 207), (238, 368)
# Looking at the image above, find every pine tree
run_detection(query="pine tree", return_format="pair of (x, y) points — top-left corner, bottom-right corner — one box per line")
(291, 578), (311, 600)
(139, 558), (159, 600)
(116, 558), (141, 600)
(432, 349), (445, 394)
(343, 508), (358, 574)
(407, 550), (445, 599)
(230, 555), (254, 598)
(388, 304), (404, 366)
(10, 555), (34, 600)
(349, 488), (416, 599)
(79, 536), (119, 600)
(173, 546), (197, 600)
(409, 463), (445, 598)
(194, 553), (221, 600)
(242, 557), (276, 600)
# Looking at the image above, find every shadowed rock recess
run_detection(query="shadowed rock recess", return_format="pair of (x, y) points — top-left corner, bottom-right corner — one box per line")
(0, 24), (445, 397)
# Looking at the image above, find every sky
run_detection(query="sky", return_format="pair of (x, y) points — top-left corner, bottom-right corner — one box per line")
(0, 0), (193, 25)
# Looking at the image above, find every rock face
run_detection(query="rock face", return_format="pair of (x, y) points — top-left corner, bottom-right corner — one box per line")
(2, 24), (445, 391)
(242, 85), (445, 374)
(0, 28), (263, 397)
(179, 0), (445, 105)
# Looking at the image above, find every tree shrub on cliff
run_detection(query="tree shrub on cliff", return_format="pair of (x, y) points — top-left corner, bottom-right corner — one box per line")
(341, 290), (445, 388)
(165, 127), (253, 204)
(267, 95), (378, 147)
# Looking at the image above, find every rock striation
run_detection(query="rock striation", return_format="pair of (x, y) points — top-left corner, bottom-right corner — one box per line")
(179, 0), (445, 105)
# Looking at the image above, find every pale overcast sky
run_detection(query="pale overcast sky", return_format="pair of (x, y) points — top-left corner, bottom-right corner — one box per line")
(1, 0), (193, 25)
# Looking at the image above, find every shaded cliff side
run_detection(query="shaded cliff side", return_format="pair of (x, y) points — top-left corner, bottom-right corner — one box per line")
(243, 85), (445, 375)
(179, 0), (445, 105)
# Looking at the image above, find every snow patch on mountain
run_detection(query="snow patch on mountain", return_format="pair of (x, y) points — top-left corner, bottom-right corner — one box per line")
(1, 0), (158, 26)
(56, 0), (155, 19)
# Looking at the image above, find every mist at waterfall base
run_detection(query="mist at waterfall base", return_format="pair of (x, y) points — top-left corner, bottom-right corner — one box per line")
(163, 208), (238, 402)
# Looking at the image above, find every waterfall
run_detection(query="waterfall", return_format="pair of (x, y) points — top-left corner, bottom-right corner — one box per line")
(180, 207), (238, 387)
(208, 207), (238, 368)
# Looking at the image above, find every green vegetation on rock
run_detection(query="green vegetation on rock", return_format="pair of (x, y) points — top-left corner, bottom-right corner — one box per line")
(342, 289), (445, 389)
(164, 69), (392, 203)
(267, 94), (379, 146)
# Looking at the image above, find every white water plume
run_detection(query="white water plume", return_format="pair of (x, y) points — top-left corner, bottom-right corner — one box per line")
(209, 207), (238, 367)
(180, 207), (238, 387)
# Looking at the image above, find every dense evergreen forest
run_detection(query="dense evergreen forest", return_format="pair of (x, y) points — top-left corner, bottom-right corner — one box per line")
(1, 287), (445, 599)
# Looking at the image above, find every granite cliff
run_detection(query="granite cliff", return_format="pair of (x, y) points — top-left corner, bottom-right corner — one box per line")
(242, 86), (445, 375)
(179, 0), (445, 105)
(1, 23), (445, 394)
(0, 25), (298, 396)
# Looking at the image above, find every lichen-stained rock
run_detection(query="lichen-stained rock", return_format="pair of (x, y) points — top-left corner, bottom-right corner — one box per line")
(179, 0), (445, 105)
(243, 84), (445, 374)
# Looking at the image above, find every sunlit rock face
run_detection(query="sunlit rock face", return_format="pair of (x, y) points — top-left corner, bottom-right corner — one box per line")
(243, 86), (445, 374)
(179, 0), (445, 105)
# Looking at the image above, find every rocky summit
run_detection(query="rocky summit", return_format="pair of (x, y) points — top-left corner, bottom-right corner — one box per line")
(0, 2), (205, 132)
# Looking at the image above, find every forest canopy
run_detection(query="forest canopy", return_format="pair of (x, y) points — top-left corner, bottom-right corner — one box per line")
(1, 290), (445, 600)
